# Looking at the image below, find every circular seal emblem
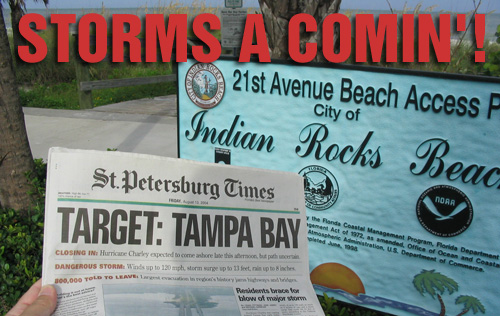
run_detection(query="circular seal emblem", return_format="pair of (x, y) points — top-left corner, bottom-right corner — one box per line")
(185, 63), (225, 109)
(299, 165), (339, 211)
(416, 185), (473, 237)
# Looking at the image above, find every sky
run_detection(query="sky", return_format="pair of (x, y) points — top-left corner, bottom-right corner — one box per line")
(21, 0), (500, 13)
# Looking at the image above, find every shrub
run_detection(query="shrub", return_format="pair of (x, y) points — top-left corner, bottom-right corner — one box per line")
(483, 25), (500, 76)
(319, 293), (391, 316)
(19, 83), (79, 109)
(0, 159), (46, 314)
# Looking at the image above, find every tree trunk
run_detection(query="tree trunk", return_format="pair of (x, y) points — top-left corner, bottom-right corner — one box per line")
(0, 4), (35, 213)
(437, 294), (446, 316)
(10, 0), (27, 58)
(456, 309), (469, 316)
(258, 0), (343, 61)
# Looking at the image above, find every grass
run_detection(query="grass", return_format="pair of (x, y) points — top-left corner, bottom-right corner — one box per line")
(10, 1), (195, 110)
(18, 80), (177, 110)
(12, 28), (177, 109)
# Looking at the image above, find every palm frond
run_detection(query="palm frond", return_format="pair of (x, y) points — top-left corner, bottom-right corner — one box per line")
(412, 269), (458, 299)
(455, 295), (486, 314)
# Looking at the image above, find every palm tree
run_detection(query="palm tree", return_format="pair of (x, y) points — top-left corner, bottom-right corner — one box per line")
(258, 0), (343, 61)
(413, 269), (459, 316)
(455, 295), (486, 316)
(7, 0), (49, 57)
(0, 2), (36, 212)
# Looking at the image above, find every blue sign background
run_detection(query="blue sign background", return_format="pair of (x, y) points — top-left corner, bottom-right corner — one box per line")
(178, 58), (500, 316)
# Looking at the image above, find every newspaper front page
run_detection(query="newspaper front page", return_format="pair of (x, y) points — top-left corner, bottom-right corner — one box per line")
(42, 148), (324, 316)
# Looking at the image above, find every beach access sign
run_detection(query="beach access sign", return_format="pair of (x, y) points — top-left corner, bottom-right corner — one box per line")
(177, 58), (500, 316)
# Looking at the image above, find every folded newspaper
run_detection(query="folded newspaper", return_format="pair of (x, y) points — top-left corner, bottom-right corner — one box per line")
(42, 148), (324, 316)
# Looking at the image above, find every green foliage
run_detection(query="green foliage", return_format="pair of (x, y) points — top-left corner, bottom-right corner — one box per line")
(319, 294), (390, 316)
(11, 27), (176, 110)
(483, 25), (500, 76)
(13, 27), (77, 85)
(18, 78), (176, 110)
(19, 82), (80, 109)
(320, 293), (338, 315)
(413, 269), (459, 299)
(455, 295), (486, 314)
(16, 60), (176, 110)
(26, 158), (48, 201)
(0, 160), (47, 314)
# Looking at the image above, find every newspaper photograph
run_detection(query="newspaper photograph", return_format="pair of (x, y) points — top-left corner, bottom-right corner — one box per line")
(42, 148), (324, 316)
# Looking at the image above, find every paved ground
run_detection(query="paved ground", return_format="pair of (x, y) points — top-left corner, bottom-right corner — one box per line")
(24, 95), (178, 161)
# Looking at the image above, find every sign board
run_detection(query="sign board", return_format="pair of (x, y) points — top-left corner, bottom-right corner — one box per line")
(177, 58), (500, 316)
(225, 0), (243, 8)
(221, 8), (247, 48)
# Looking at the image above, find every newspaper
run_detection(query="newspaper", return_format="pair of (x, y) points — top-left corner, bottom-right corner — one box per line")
(42, 148), (324, 316)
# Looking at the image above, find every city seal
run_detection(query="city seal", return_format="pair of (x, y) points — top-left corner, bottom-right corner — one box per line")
(185, 62), (225, 109)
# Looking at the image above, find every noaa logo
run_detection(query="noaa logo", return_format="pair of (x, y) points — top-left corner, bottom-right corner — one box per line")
(299, 165), (339, 211)
(185, 63), (225, 109)
(416, 185), (473, 237)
